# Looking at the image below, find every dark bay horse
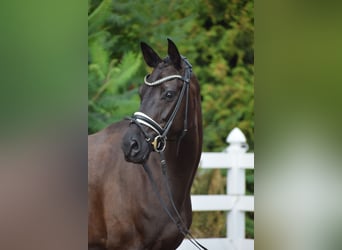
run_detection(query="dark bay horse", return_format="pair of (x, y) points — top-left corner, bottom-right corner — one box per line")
(88, 39), (203, 250)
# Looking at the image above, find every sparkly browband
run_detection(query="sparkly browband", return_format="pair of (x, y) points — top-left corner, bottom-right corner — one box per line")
(144, 74), (184, 86)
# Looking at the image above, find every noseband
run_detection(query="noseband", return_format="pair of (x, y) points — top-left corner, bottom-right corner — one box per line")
(128, 57), (192, 152)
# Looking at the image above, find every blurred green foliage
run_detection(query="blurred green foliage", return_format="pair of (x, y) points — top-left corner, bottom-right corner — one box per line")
(88, 0), (253, 239)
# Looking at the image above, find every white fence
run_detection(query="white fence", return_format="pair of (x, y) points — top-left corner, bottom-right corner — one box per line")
(177, 127), (254, 250)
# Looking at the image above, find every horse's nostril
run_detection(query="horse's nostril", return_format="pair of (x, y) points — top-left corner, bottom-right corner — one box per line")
(131, 139), (139, 150)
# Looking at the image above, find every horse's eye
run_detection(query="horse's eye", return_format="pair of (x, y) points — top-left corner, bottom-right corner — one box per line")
(165, 91), (175, 99)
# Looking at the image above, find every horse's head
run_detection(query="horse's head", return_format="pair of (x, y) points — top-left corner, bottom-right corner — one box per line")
(122, 39), (196, 164)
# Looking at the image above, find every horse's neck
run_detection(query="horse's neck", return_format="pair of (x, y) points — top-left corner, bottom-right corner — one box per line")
(163, 124), (202, 203)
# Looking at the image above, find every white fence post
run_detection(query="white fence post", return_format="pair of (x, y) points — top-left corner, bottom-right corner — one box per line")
(226, 127), (248, 240)
(177, 127), (254, 250)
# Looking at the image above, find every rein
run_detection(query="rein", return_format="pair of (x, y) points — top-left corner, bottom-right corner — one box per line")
(127, 57), (207, 250)
(143, 155), (207, 250)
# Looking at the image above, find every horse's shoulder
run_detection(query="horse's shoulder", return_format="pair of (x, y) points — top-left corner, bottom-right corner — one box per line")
(88, 120), (129, 179)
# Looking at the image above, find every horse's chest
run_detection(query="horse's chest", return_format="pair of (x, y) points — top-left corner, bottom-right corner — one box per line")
(106, 221), (183, 250)
(104, 196), (184, 249)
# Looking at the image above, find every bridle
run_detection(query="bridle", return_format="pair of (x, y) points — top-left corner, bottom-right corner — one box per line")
(127, 56), (192, 152)
(126, 57), (207, 250)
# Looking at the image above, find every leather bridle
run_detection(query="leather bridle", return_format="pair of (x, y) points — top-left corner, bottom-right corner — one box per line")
(128, 56), (192, 152)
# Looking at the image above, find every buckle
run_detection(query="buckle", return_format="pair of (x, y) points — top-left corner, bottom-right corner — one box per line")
(151, 135), (166, 152)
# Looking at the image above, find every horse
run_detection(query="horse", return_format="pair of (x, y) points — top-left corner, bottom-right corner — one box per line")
(88, 39), (203, 250)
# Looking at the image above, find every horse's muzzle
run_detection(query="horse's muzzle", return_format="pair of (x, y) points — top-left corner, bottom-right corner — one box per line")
(121, 132), (151, 164)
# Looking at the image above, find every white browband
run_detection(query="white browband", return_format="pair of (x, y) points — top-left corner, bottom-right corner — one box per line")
(144, 74), (183, 86)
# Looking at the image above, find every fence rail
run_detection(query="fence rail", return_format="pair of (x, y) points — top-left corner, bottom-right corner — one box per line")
(177, 127), (254, 250)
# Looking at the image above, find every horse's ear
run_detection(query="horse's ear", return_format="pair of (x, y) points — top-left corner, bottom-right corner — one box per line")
(140, 42), (162, 68)
(167, 38), (182, 70)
